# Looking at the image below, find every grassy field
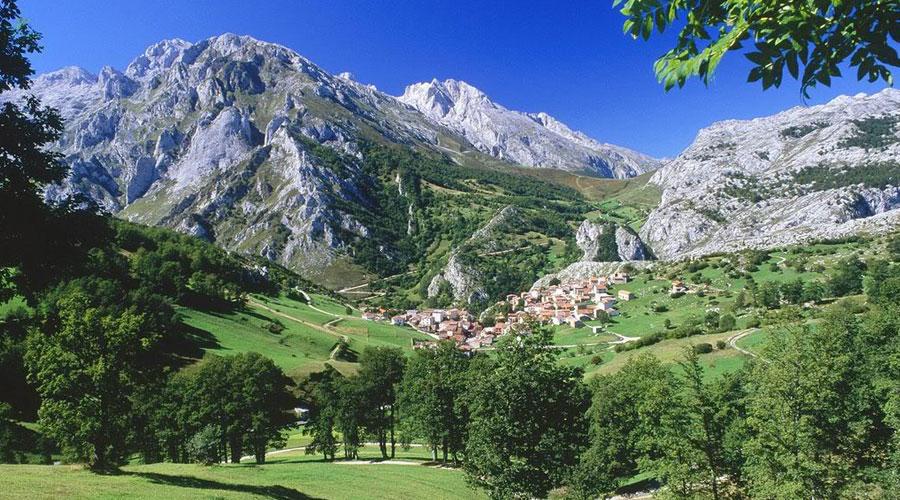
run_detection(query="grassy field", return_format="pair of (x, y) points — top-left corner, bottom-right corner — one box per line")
(0, 451), (484, 500)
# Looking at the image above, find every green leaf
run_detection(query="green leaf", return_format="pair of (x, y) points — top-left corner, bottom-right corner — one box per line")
(786, 53), (799, 79)
(745, 52), (770, 65)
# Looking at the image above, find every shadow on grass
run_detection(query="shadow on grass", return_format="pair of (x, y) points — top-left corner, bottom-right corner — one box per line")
(124, 471), (321, 499)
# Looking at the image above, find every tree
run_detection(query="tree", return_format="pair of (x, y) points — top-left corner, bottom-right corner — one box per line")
(828, 256), (865, 297)
(399, 341), (470, 463)
(802, 280), (826, 304)
(616, 0), (899, 96)
(573, 354), (677, 497)
(743, 310), (884, 497)
(357, 346), (405, 458)
(755, 281), (781, 309)
(660, 348), (742, 499)
(0, 0), (108, 301)
(465, 324), (589, 498)
(25, 284), (164, 468)
(230, 353), (294, 464)
(718, 313), (736, 332)
(305, 365), (342, 461)
(780, 278), (805, 305)
(335, 377), (365, 459)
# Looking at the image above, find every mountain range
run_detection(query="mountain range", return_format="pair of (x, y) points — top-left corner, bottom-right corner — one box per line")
(4, 33), (899, 303)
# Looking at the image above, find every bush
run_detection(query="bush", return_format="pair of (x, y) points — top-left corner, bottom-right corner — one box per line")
(590, 355), (603, 365)
(716, 340), (727, 350)
(189, 425), (222, 465)
(693, 343), (714, 354)
(746, 317), (761, 328)
(653, 304), (669, 313)
(670, 291), (685, 299)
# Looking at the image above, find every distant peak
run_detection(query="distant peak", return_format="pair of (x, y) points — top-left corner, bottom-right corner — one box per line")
(35, 66), (96, 86)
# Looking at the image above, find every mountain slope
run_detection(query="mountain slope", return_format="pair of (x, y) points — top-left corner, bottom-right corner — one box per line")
(641, 89), (900, 259)
(399, 79), (660, 178)
(2, 34), (656, 288)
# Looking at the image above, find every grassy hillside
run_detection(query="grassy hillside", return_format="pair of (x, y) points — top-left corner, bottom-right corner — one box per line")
(179, 292), (430, 379)
(544, 233), (888, 379)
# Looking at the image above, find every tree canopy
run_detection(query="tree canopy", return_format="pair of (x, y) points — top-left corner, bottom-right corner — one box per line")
(615, 0), (899, 95)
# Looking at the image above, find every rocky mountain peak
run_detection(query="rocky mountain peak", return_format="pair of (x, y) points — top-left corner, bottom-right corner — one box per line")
(399, 78), (659, 178)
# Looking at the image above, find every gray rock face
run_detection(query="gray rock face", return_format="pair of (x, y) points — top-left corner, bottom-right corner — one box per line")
(575, 220), (607, 261)
(532, 261), (654, 290)
(615, 226), (649, 261)
(427, 254), (488, 305)
(641, 89), (900, 259)
(399, 79), (660, 178)
(426, 206), (522, 305)
(575, 220), (650, 261)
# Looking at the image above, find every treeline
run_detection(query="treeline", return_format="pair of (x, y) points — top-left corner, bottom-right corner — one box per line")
(299, 284), (900, 498)
(137, 353), (294, 465)
(302, 327), (588, 498)
(1, 223), (300, 467)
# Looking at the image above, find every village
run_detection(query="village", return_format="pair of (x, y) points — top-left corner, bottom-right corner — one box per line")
(360, 271), (686, 351)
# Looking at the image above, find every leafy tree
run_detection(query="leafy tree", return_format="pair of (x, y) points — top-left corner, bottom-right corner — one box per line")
(230, 352), (294, 464)
(25, 284), (164, 468)
(573, 354), (676, 497)
(399, 341), (470, 463)
(802, 280), (826, 304)
(828, 256), (865, 297)
(718, 313), (736, 332)
(616, 0), (899, 96)
(743, 311), (885, 497)
(335, 377), (365, 459)
(865, 258), (900, 306)
(658, 348), (742, 499)
(305, 365), (342, 461)
(0, 0), (109, 301)
(465, 325), (589, 498)
(188, 424), (222, 466)
(357, 346), (405, 458)
(0, 402), (16, 463)
(755, 281), (781, 309)
(780, 278), (805, 305)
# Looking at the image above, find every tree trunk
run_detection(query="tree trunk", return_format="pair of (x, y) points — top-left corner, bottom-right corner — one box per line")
(255, 441), (266, 464)
(229, 434), (243, 463)
(389, 404), (396, 458)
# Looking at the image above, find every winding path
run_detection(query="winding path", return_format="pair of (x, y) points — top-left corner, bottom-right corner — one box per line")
(727, 328), (759, 358)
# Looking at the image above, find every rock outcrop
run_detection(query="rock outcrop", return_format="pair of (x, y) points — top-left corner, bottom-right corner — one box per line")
(641, 89), (900, 259)
(575, 220), (651, 261)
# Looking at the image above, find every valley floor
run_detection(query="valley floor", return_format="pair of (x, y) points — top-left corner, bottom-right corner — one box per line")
(0, 448), (484, 500)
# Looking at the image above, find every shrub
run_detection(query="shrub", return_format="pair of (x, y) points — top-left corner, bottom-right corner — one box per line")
(653, 304), (669, 313)
(670, 291), (685, 299)
(716, 340), (727, 350)
(693, 343), (714, 354)
(189, 425), (222, 465)
(590, 355), (603, 365)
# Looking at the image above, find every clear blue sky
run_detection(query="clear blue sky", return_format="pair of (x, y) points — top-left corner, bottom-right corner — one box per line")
(20, 0), (891, 158)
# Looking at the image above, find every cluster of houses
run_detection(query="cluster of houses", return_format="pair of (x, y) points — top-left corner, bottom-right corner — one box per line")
(495, 272), (634, 330)
(361, 307), (494, 351)
(361, 271), (638, 352)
